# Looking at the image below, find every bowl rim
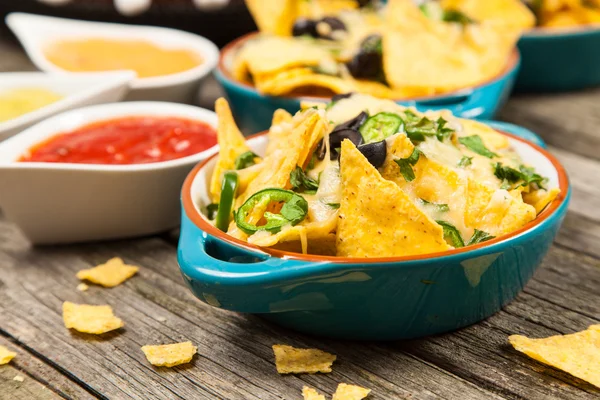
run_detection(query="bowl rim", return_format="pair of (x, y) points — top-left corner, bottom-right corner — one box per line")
(6, 12), (220, 90)
(217, 32), (521, 103)
(523, 23), (600, 38)
(182, 129), (570, 264)
(0, 101), (219, 172)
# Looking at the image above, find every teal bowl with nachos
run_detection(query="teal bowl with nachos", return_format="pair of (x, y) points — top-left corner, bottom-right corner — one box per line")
(216, 33), (521, 134)
(177, 120), (569, 341)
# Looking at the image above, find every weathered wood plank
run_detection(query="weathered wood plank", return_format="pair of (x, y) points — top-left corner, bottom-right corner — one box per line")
(0, 336), (94, 400)
(500, 90), (600, 161)
(0, 365), (59, 400)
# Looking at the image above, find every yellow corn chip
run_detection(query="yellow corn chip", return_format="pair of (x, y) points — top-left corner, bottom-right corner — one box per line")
(509, 326), (600, 388)
(210, 98), (254, 202)
(0, 345), (16, 365)
(62, 301), (123, 334)
(303, 387), (326, 400)
(384, 0), (521, 92)
(523, 187), (561, 214)
(456, 119), (510, 151)
(255, 67), (352, 96)
(441, 0), (535, 30)
(247, 215), (337, 249)
(76, 257), (138, 288)
(245, 0), (297, 36)
(272, 344), (336, 374)
(141, 341), (197, 367)
(337, 139), (451, 257)
(266, 109), (295, 157)
(332, 383), (372, 400)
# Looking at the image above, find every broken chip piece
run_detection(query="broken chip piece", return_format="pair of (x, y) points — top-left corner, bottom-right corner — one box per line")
(302, 386), (326, 400)
(62, 301), (124, 334)
(13, 375), (24, 382)
(0, 345), (16, 365)
(332, 383), (372, 400)
(76, 283), (89, 292)
(141, 341), (197, 367)
(509, 325), (600, 388)
(76, 257), (139, 288)
(272, 344), (336, 374)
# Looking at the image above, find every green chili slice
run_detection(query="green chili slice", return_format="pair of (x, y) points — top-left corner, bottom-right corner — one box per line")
(215, 172), (239, 232)
(234, 151), (258, 170)
(234, 189), (308, 235)
(359, 112), (404, 143)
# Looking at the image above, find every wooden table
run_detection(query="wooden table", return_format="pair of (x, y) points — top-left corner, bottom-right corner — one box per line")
(1, 37), (599, 400)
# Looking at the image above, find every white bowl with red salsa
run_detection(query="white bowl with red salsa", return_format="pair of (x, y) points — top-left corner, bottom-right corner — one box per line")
(0, 101), (218, 244)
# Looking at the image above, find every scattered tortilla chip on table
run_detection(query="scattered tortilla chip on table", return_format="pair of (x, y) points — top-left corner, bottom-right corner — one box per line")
(76, 257), (138, 288)
(509, 325), (600, 388)
(76, 283), (89, 292)
(0, 345), (16, 365)
(302, 386), (326, 400)
(332, 383), (372, 400)
(13, 375), (24, 382)
(141, 341), (197, 367)
(272, 344), (336, 374)
(62, 301), (124, 334)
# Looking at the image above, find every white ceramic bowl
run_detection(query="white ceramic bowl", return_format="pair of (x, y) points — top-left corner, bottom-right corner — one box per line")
(0, 102), (218, 244)
(0, 71), (133, 141)
(6, 13), (220, 103)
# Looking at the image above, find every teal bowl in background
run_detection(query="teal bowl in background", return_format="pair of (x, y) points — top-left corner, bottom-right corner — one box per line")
(216, 33), (521, 134)
(177, 122), (569, 340)
(516, 26), (600, 91)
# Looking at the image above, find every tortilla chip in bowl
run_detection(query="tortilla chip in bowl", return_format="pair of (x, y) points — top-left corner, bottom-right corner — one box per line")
(177, 95), (569, 340)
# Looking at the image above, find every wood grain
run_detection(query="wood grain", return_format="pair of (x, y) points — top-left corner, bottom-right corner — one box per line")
(0, 365), (58, 400)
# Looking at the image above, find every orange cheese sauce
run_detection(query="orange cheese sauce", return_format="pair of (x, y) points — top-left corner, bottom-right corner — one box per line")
(44, 38), (202, 78)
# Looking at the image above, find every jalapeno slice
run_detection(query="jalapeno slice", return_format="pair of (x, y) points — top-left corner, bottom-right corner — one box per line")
(359, 112), (404, 143)
(234, 189), (308, 235)
(215, 172), (239, 232)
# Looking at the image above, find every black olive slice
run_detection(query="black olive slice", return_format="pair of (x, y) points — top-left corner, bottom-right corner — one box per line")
(329, 128), (363, 160)
(292, 18), (317, 37)
(315, 138), (327, 160)
(333, 111), (368, 132)
(357, 140), (387, 168)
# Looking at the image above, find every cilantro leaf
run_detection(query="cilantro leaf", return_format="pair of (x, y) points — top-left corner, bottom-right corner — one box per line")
(458, 156), (473, 167)
(436, 220), (465, 248)
(404, 116), (454, 143)
(466, 229), (495, 246)
(458, 135), (498, 158)
(494, 163), (547, 190)
(394, 148), (422, 182)
(421, 199), (450, 212)
(326, 202), (340, 209)
(234, 151), (258, 170)
(443, 9), (474, 25)
(290, 166), (319, 192)
(280, 194), (309, 225)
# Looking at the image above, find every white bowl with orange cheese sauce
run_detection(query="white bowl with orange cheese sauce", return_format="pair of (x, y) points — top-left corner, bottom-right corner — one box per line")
(0, 101), (219, 244)
(6, 13), (219, 104)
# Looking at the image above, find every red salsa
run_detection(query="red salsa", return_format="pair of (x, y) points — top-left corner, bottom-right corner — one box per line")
(20, 116), (217, 164)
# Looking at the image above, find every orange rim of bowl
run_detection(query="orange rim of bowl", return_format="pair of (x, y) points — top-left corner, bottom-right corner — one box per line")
(182, 130), (569, 264)
(217, 32), (521, 103)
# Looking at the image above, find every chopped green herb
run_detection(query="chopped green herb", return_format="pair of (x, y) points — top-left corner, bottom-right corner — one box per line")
(394, 148), (422, 182)
(234, 151), (258, 170)
(290, 166), (319, 192)
(493, 163), (546, 190)
(458, 135), (498, 158)
(436, 220), (465, 248)
(307, 152), (318, 170)
(466, 229), (495, 246)
(326, 202), (340, 209)
(405, 116), (454, 143)
(443, 9), (474, 25)
(206, 203), (219, 220)
(421, 199), (450, 212)
(458, 156), (473, 167)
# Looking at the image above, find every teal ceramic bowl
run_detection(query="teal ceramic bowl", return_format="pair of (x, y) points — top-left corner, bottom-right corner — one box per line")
(216, 33), (521, 134)
(516, 26), (600, 91)
(178, 122), (569, 340)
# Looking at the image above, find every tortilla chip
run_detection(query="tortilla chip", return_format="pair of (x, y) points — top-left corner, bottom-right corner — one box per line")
(332, 383), (372, 400)
(247, 214), (337, 249)
(456, 119), (510, 151)
(141, 341), (197, 367)
(240, 37), (333, 76)
(303, 387), (326, 400)
(509, 326), (600, 388)
(62, 301), (123, 334)
(210, 98), (253, 202)
(337, 139), (450, 257)
(384, 0), (520, 92)
(523, 188), (561, 214)
(255, 67), (353, 96)
(266, 109), (295, 157)
(0, 345), (16, 365)
(245, 0), (297, 36)
(76, 257), (138, 288)
(441, 0), (535, 30)
(272, 344), (336, 374)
